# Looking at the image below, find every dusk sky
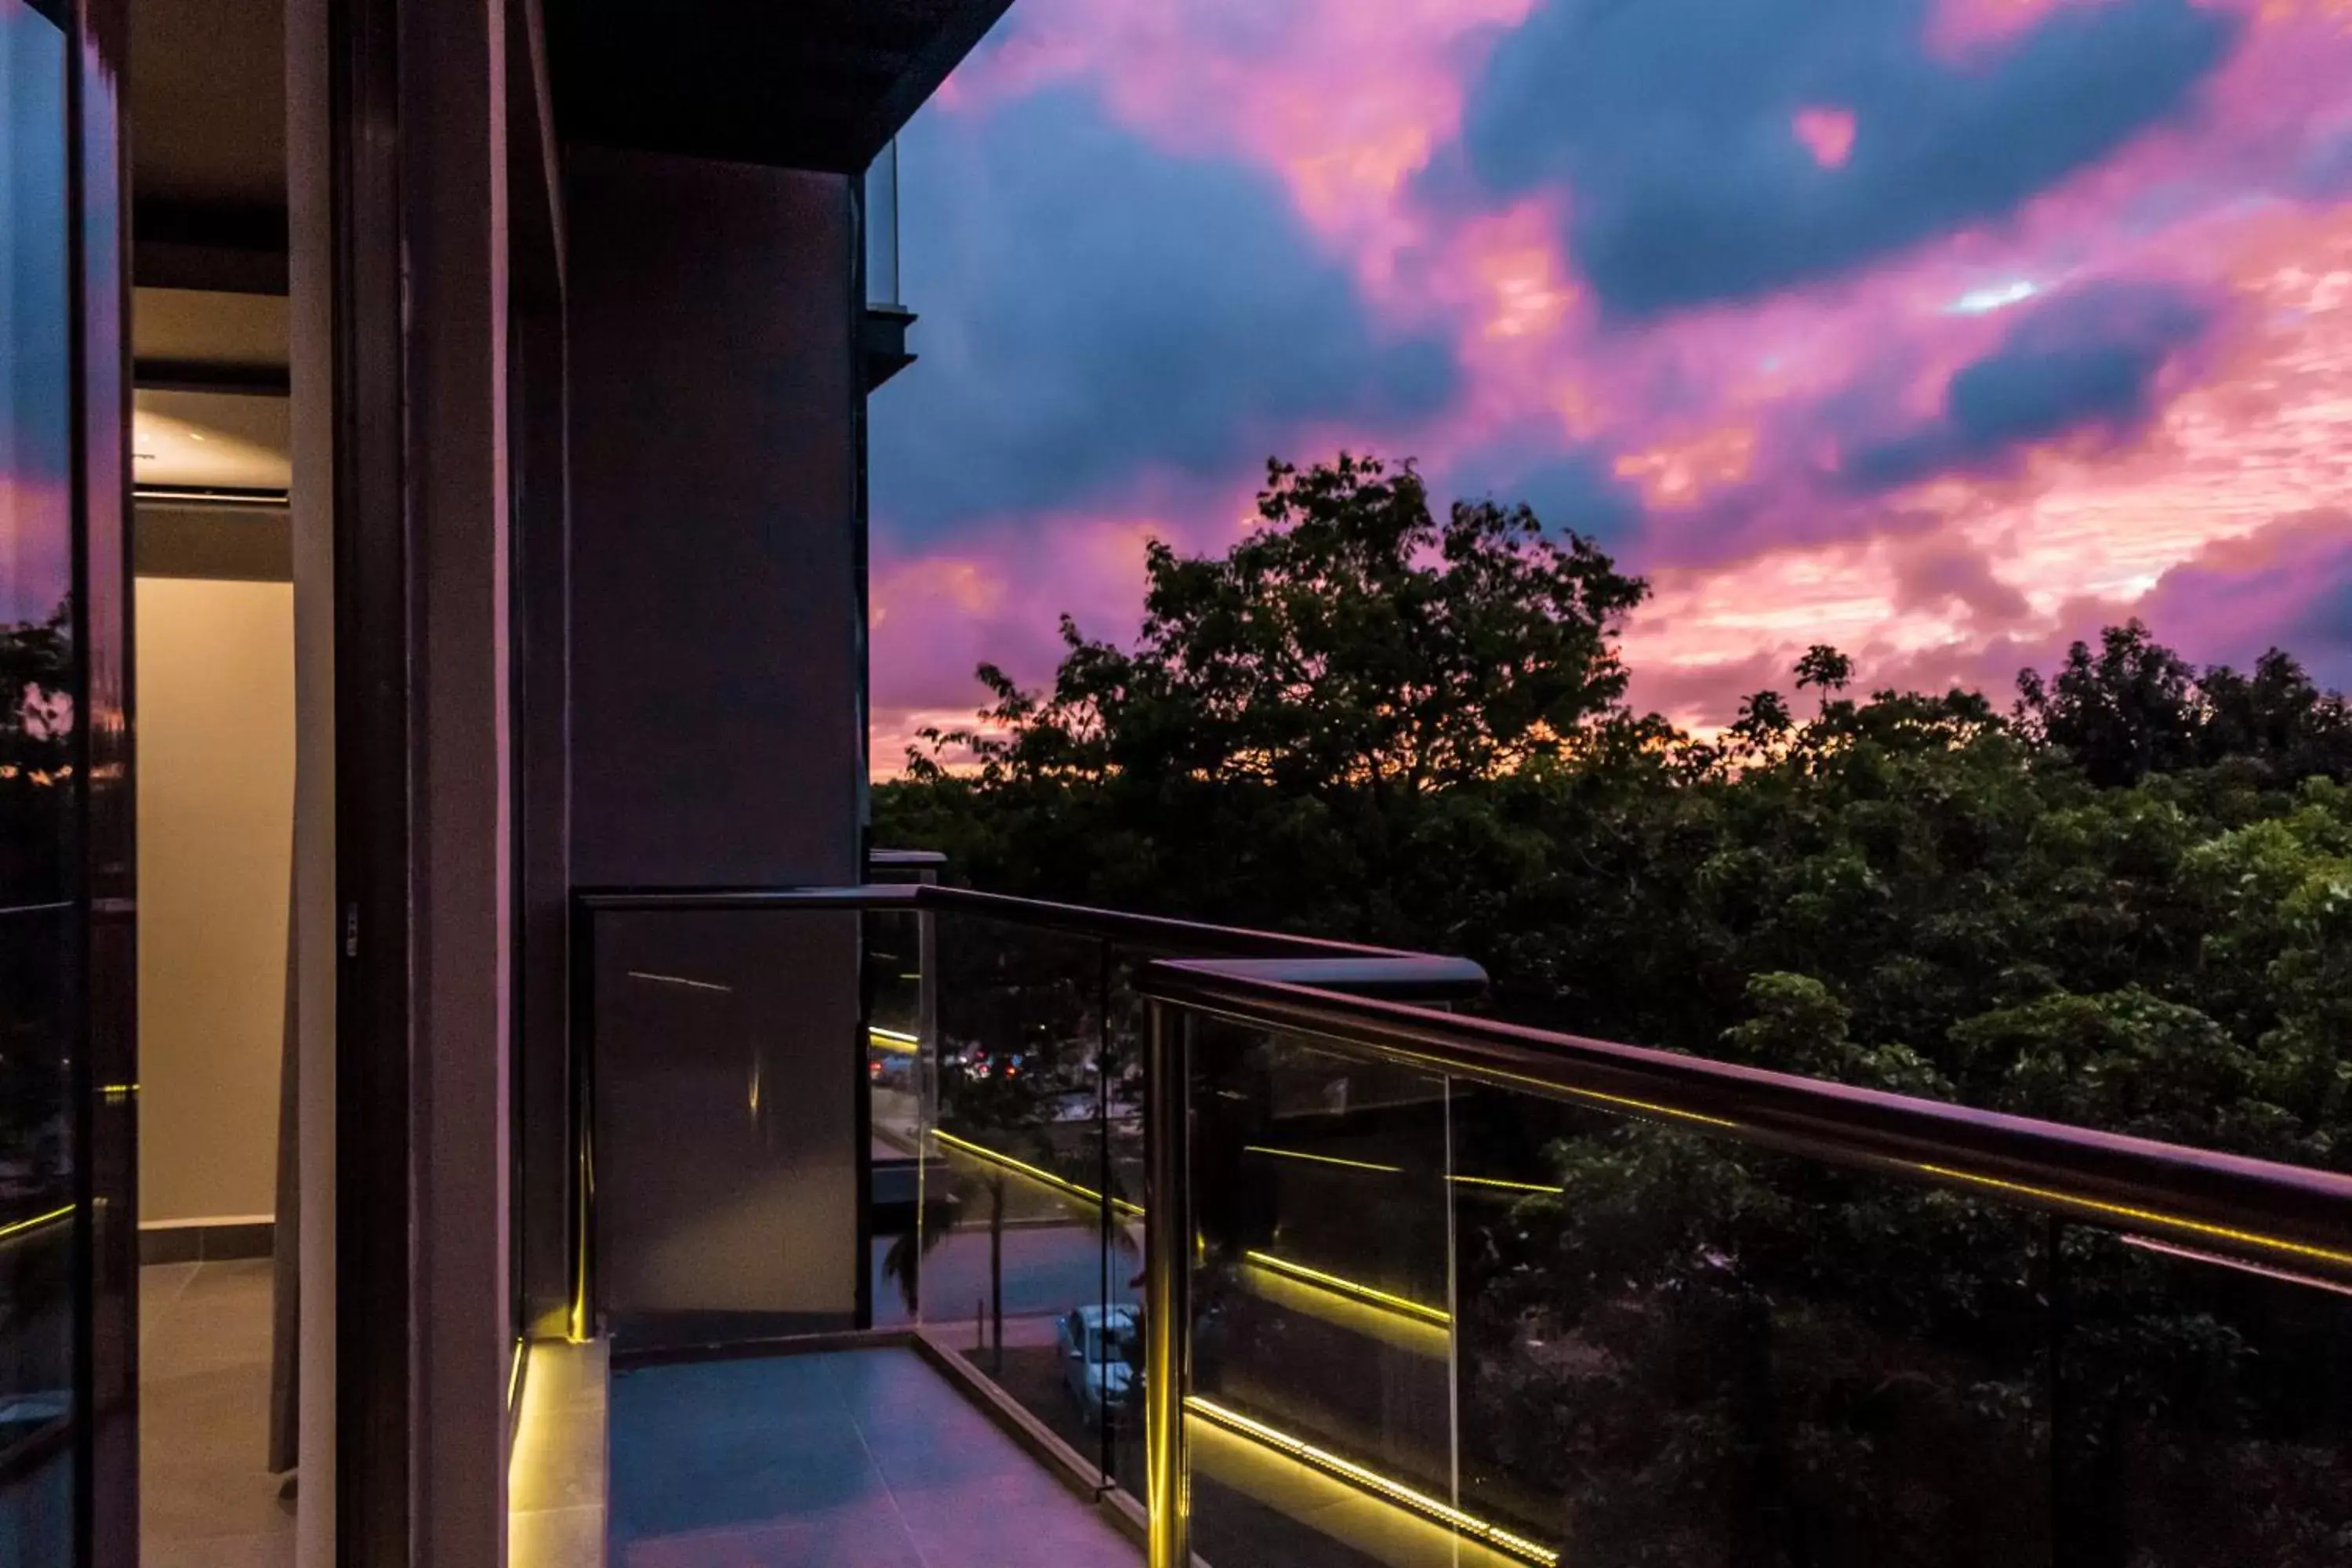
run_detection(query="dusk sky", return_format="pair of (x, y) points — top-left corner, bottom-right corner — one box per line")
(868, 0), (2352, 768)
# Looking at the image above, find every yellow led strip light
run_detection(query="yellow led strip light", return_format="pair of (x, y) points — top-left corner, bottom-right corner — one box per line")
(1914, 1165), (2352, 1272)
(1243, 1250), (1451, 1327)
(1186, 1396), (1560, 1567)
(931, 1128), (1145, 1217)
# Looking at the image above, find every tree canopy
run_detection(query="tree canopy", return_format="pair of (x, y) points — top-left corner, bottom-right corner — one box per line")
(876, 454), (2352, 1564)
(912, 452), (1647, 792)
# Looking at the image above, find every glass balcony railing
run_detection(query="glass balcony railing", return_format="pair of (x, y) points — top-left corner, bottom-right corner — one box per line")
(574, 874), (2352, 1568)
(865, 136), (901, 310)
(1151, 965), (2352, 1568)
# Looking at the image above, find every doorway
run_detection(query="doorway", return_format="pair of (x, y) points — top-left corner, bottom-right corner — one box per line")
(129, 378), (298, 1560)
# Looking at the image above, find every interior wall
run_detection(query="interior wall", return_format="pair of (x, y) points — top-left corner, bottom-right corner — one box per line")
(135, 570), (296, 1225)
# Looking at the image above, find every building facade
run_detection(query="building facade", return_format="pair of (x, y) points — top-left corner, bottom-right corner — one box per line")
(0, 1), (1007, 1563)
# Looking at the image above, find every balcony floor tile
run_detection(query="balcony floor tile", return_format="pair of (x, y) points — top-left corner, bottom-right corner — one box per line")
(608, 1347), (1138, 1568)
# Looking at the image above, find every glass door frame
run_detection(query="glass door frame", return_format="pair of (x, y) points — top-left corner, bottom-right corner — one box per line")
(70, 0), (136, 1561)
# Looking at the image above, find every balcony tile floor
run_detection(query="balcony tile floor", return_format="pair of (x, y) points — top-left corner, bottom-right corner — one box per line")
(609, 1348), (1139, 1568)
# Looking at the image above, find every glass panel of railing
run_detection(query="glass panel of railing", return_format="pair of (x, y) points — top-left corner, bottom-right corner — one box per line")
(590, 906), (863, 1346)
(1186, 1017), (1461, 1568)
(866, 901), (931, 1328)
(902, 914), (1131, 1483)
(1446, 1087), (2052, 1568)
(1097, 946), (1156, 1500)
(1441, 1080), (2352, 1568)
(864, 136), (901, 309)
(2051, 1224), (2352, 1563)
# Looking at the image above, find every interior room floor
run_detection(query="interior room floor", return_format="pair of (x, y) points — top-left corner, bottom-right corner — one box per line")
(140, 1259), (295, 1568)
(609, 1346), (1141, 1568)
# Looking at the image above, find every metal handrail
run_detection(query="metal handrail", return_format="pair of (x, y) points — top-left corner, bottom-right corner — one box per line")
(575, 884), (921, 913)
(918, 884), (1480, 967)
(1145, 958), (2352, 1283)
(575, 881), (1492, 996)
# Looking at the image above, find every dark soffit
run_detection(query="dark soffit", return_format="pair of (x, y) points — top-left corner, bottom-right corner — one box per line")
(130, 0), (285, 212)
(128, 0), (289, 292)
(546, 0), (1014, 173)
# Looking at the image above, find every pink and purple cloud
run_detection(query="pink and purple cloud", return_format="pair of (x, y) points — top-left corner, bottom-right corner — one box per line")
(869, 0), (2352, 766)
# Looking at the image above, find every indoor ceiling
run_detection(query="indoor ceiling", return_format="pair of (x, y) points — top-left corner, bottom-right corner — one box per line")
(127, 0), (290, 419)
(133, 390), (291, 494)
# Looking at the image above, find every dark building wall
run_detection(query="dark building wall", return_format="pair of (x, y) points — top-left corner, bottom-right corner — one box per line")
(566, 145), (862, 890)
(564, 146), (865, 1337)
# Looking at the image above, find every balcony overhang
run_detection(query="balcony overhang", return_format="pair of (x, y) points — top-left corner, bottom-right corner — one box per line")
(546, 0), (1015, 173)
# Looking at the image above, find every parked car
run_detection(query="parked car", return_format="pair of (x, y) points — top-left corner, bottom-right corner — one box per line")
(1056, 1303), (1139, 1427)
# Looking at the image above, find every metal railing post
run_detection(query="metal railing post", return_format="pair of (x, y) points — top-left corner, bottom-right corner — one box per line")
(916, 883), (940, 1203)
(1145, 999), (1192, 1568)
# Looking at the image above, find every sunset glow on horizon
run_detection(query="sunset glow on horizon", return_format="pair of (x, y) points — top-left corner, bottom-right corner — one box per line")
(869, 0), (2352, 772)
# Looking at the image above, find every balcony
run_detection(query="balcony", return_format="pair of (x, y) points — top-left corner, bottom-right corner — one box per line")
(556, 870), (2352, 1568)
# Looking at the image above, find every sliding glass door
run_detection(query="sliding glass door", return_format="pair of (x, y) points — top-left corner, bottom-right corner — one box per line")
(0, 0), (133, 1563)
(0, 1), (82, 1553)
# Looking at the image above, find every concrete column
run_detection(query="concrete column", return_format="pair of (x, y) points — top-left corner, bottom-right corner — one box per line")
(567, 147), (861, 891)
(284, 0), (336, 1556)
(402, 0), (512, 1559)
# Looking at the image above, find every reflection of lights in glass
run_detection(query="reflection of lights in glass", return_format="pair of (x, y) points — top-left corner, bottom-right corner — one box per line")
(626, 969), (731, 993)
(931, 1128), (1142, 1217)
(0, 1204), (74, 1243)
(1243, 1250), (1450, 1326)
(1946, 279), (2038, 315)
(2120, 1234), (2352, 1299)
(1449, 1174), (1561, 1194)
(1186, 1396), (1560, 1566)
(1242, 1145), (1402, 1174)
(868, 1025), (919, 1054)
(571, 1124), (594, 1343)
